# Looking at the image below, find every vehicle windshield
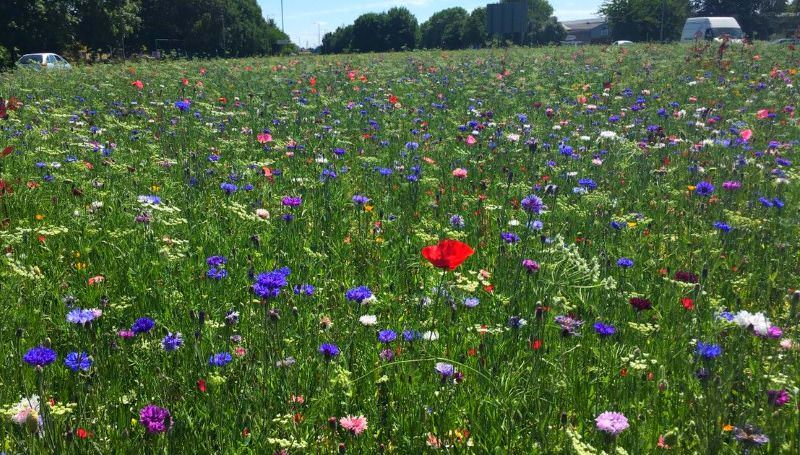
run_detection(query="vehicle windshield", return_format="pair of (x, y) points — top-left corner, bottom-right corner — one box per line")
(711, 28), (743, 39)
(18, 55), (41, 64)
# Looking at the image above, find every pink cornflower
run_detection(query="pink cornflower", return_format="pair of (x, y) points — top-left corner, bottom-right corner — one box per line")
(257, 132), (272, 144)
(452, 168), (468, 179)
(339, 415), (368, 435)
(595, 411), (629, 435)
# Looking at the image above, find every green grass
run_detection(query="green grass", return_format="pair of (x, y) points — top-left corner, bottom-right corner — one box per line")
(0, 43), (798, 453)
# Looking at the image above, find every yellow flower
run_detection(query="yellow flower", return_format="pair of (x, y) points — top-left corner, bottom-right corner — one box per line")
(151, 184), (161, 192)
(75, 262), (87, 271)
(364, 204), (374, 212)
(722, 424), (733, 432)
(35, 214), (45, 221)
(687, 185), (696, 191)
(627, 221), (637, 228)
(131, 418), (137, 426)
(375, 237), (384, 244)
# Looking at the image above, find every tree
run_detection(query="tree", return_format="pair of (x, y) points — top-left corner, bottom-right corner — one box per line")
(352, 13), (387, 52)
(600, 0), (691, 41)
(385, 7), (418, 50)
(461, 7), (487, 47)
(1, 0), (80, 60)
(691, 1), (788, 38)
(420, 8), (469, 49)
(500, 0), (564, 44)
(322, 25), (354, 54)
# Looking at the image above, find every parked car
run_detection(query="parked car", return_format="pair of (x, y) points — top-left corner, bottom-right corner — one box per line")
(16, 53), (72, 70)
(771, 38), (799, 45)
(680, 17), (743, 43)
(613, 40), (634, 46)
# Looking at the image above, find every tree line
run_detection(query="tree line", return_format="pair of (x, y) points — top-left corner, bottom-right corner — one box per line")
(1, 0), (292, 66)
(321, 1), (566, 54)
(600, 0), (798, 42)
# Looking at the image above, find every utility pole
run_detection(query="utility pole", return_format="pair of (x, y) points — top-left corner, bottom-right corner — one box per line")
(660, 0), (665, 42)
(281, 0), (285, 32)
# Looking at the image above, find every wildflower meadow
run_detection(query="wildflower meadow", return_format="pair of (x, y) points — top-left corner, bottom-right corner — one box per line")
(0, 43), (798, 453)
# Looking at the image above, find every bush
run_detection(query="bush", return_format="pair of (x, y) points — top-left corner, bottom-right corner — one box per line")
(0, 45), (10, 69)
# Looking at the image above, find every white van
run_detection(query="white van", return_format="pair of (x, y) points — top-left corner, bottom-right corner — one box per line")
(681, 17), (744, 42)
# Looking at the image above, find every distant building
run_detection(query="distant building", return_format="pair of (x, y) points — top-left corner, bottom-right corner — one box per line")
(560, 18), (610, 44)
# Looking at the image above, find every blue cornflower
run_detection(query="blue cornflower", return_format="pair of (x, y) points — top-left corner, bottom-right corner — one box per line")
(377, 330), (397, 344)
(23, 346), (58, 367)
(138, 195), (161, 205)
(345, 285), (373, 303)
(759, 197), (773, 207)
(402, 330), (421, 342)
(174, 99), (191, 111)
(252, 267), (291, 299)
(293, 284), (315, 296)
(64, 351), (92, 371)
(352, 195), (370, 205)
(521, 194), (544, 214)
(66, 308), (100, 325)
(220, 182), (238, 194)
(131, 317), (155, 334)
(450, 214), (465, 228)
(695, 342), (722, 359)
(528, 220), (544, 230)
(713, 221), (732, 232)
(162, 333), (183, 352)
(377, 167), (393, 176)
(617, 257), (634, 268)
(578, 178), (597, 190)
(610, 221), (624, 230)
(207, 267), (228, 280)
(318, 343), (340, 359)
(772, 197), (784, 209)
(463, 297), (479, 308)
(694, 181), (715, 196)
(333, 147), (346, 156)
(501, 232), (520, 243)
(209, 352), (232, 367)
(593, 322), (616, 337)
(206, 256), (227, 267)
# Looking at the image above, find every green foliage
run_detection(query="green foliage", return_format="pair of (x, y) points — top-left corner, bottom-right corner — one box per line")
(691, 0), (789, 38)
(600, 0), (691, 42)
(0, 0), (291, 59)
(499, 0), (565, 44)
(420, 7), (469, 49)
(0, 46), (10, 69)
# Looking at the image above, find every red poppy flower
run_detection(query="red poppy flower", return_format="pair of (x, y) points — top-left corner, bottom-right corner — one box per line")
(75, 428), (88, 439)
(2, 146), (13, 158)
(197, 379), (207, 393)
(531, 339), (542, 350)
(421, 239), (474, 270)
(681, 297), (694, 310)
(388, 94), (398, 104)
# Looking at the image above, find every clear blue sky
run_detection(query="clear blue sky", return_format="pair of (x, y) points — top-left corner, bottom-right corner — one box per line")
(256, 1), (603, 48)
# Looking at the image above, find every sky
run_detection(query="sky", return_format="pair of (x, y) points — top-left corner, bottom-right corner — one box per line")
(256, 0), (604, 48)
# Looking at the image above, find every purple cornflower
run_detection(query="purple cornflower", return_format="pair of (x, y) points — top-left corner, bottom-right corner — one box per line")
(462, 297), (479, 308)
(174, 100), (191, 111)
(206, 256), (227, 267)
(732, 424), (769, 446)
(139, 405), (173, 434)
(501, 232), (520, 243)
(352, 195), (370, 205)
(319, 343), (340, 359)
(131, 317), (155, 334)
(522, 259), (540, 272)
(252, 267), (291, 299)
(555, 315), (583, 336)
(66, 308), (101, 325)
(595, 412), (629, 435)
(23, 346), (57, 368)
(521, 194), (544, 214)
(282, 196), (302, 207)
(767, 389), (791, 407)
(593, 322), (616, 337)
(345, 286), (373, 303)
(722, 181), (741, 190)
(161, 333), (183, 352)
(450, 214), (465, 228)
(377, 330), (397, 344)
(208, 352), (232, 367)
(434, 362), (454, 378)
(694, 181), (715, 196)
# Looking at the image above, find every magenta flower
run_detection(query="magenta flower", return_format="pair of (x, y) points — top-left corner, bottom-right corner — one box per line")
(139, 405), (173, 434)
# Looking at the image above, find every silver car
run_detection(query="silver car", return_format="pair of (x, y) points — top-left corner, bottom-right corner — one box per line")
(16, 53), (72, 70)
